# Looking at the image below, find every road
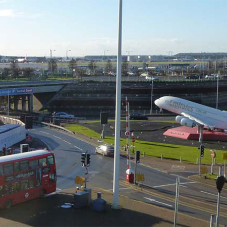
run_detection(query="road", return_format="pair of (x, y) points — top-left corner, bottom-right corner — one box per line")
(29, 125), (227, 225)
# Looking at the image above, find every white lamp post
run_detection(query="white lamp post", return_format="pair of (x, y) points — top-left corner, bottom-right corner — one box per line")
(150, 79), (154, 114)
(66, 50), (71, 60)
(103, 50), (109, 61)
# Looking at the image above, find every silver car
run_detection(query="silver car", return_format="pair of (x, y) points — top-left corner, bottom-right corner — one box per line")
(95, 145), (114, 156)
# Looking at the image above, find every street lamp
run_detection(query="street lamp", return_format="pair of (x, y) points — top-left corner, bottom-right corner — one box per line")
(66, 50), (71, 60)
(166, 51), (172, 75)
(126, 50), (133, 62)
(50, 49), (56, 76)
(150, 79), (154, 114)
(216, 72), (219, 109)
(103, 50), (109, 61)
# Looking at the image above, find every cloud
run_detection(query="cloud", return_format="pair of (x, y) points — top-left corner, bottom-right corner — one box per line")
(0, 0), (8, 4)
(0, 9), (23, 17)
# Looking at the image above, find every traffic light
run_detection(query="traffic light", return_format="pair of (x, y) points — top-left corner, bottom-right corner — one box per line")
(200, 144), (205, 157)
(136, 150), (140, 163)
(81, 153), (86, 167)
(86, 154), (91, 167)
(216, 176), (226, 193)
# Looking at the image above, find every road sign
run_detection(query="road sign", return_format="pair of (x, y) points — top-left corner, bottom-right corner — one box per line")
(200, 166), (208, 174)
(125, 131), (129, 136)
(75, 176), (85, 185)
(26, 136), (33, 142)
(223, 153), (227, 160)
(210, 150), (216, 158)
(132, 137), (136, 143)
(136, 174), (144, 182)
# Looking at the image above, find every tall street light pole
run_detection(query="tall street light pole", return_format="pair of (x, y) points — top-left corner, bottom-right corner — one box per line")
(150, 79), (154, 114)
(103, 50), (109, 62)
(216, 72), (219, 109)
(50, 49), (56, 76)
(112, 0), (122, 210)
(66, 50), (71, 60)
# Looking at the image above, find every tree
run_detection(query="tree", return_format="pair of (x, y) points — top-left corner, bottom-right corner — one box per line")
(48, 59), (58, 75)
(104, 59), (113, 75)
(2, 68), (10, 80)
(122, 60), (129, 76)
(69, 58), (79, 77)
(88, 60), (96, 75)
(10, 61), (20, 78)
(22, 68), (34, 80)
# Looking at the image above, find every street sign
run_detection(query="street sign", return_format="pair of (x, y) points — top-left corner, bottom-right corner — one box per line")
(75, 176), (85, 185)
(136, 174), (144, 182)
(223, 153), (227, 160)
(26, 136), (33, 142)
(200, 166), (208, 174)
(132, 137), (136, 143)
(125, 131), (130, 137)
(210, 150), (216, 158)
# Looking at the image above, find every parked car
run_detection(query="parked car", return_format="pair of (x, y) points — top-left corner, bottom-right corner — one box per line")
(205, 74), (216, 79)
(54, 112), (74, 118)
(140, 72), (149, 77)
(130, 113), (148, 120)
(145, 75), (159, 81)
(127, 72), (135, 76)
(185, 75), (199, 80)
(95, 145), (114, 156)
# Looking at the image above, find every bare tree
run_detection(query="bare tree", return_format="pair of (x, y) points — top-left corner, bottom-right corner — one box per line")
(88, 60), (96, 75)
(48, 59), (58, 75)
(22, 68), (34, 80)
(122, 60), (129, 76)
(104, 59), (113, 75)
(69, 58), (79, 77)
(10, 61), (20, 78)
(2, 68), (10, 80)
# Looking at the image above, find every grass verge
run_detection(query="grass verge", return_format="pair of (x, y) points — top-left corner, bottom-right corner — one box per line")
(65, 123), (226, 164)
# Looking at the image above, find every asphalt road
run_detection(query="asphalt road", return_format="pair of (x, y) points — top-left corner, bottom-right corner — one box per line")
(28, 125), (227, 225)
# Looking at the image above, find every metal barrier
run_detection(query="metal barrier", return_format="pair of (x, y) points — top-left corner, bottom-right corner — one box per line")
(0, 115), (25, 126)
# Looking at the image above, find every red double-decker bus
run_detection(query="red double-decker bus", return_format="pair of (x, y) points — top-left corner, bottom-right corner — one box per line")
(0, 150), (56, 209)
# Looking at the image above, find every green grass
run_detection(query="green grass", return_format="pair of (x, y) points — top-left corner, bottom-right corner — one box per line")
(65, 123), (227, 164)
(83, 120), (176, 124)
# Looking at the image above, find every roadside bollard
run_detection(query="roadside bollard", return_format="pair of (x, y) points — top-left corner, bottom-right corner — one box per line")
(161, 154), (163, 160)
(143, 152), (145, 157)
(180, 157), (182, 162)
(210, 214), (215, 227)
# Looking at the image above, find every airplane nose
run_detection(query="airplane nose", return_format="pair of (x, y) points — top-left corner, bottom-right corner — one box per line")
(154, 98), (160, 107)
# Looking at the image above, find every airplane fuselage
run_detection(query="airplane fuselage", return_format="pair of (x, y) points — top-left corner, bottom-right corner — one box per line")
(155, 96), (227, 130)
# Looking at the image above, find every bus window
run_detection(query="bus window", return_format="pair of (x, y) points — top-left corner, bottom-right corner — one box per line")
(20, 180), (28, 191)
(14, 162), (19, 173)
(30, 160), (38, 169)
(5, 184), (12, 195)
(29, 179), (34, 189)
(47, 155), (54, 165)
(49, 173), (56, 183)
(20, 160), (29, 171)
(0, 165), (3, 176)
(39, 158), (47, 167)
(4, 163), (13, 175)
(0, 186), (4, 196)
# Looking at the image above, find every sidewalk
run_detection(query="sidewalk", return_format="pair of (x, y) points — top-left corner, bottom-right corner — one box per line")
(0, 187), (210, 227)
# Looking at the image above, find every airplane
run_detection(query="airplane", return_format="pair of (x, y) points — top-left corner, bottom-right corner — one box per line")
(154, 96), (227, 141)
(16, 57), (27, 63)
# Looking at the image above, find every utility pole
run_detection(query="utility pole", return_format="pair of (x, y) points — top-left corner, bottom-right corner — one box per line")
(112, 0), (122, 210)
(174, 177), (180, 227)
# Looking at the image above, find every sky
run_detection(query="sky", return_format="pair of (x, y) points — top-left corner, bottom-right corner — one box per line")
(0, 0), (227, 57)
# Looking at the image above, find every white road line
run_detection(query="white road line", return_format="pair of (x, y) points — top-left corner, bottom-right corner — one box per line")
(74, 145), (83, 151)
(63, 140), (71, 145)
(108, 188), (131, 191)
(39, 131), (50, 135)
(144, 197), (173, 208)
(180, 185), (187, 188)
(201, 191), (227, 199)
(56, 188), (62, 191)
(152, 181), (196, 188)
(53, 135), (62, 140)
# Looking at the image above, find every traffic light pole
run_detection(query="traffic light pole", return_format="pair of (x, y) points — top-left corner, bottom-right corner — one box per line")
(134, 161), (137, 185)
(216, 166), (222, 227)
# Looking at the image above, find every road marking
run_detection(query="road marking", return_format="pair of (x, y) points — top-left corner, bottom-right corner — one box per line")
(40, 131), (50, 135)
(152, 181), (196, 188)
(74, 145), (83, 151)
(144, 197), (173, 208)
(53, 135), (62, 140)
(180, 185), (187, 188)
(108, 188), (131, 191)
(56, 188), (62, 191)
(201, 191), (227, 199)
(63, 140), (71, 145)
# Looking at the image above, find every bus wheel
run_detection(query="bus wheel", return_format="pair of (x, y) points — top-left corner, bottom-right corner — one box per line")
(5, 199), (12, 209)
(41, 189), (46, 198)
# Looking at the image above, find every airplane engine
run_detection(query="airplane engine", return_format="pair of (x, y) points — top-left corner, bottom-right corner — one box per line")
(180, 118), (196, 128)
(175, 115), (184, 123)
